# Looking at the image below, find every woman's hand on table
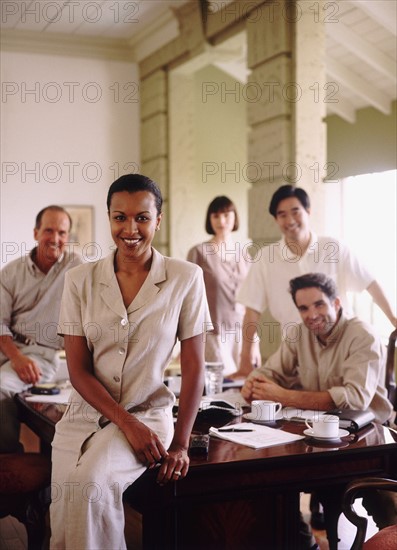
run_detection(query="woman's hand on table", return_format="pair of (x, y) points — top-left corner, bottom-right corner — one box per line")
(121, 417), (168, 468)
(156, 443), (189, 485)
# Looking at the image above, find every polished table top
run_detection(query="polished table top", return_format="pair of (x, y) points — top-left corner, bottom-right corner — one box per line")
(16, 392), (397, 550)
(16, 391), (397, 469)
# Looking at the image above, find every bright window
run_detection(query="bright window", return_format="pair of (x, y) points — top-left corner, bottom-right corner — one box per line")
(342, 170), (396, 339)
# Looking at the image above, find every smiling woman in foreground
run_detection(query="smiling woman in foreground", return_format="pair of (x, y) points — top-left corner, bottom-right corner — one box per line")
(50, 174), (211, 549)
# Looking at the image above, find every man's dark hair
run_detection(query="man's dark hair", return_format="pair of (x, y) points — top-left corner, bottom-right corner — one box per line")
(35, 206), (72, 230)
(205, 195), (239, 234)
(107, 174), (163, 215)
(289, 273), (338, 305)
(269, 185), (310, 217)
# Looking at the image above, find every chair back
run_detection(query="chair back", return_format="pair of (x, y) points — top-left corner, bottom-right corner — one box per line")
(386, 328), (397, 411)
(342, 477), (397, 550)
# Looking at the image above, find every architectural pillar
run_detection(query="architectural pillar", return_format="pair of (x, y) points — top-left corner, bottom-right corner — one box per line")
(246, 0), (327, 243)
(246, 0), (327, 356)
(140, 69), (169, 254)
(139, 1), (207, 255)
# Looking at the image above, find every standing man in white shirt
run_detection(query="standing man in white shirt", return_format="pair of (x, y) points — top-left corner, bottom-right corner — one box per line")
(0, 205), (83, 452)
(234, 184), (397, 378)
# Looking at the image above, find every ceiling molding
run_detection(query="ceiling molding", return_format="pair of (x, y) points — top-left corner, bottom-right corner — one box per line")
(206, 0), (267, 40)
(139, 1), (207, 79)
(171, 43), (218, 75)
(0, 29), (135, 62)
(351, 0), (397, 37)
(1, 0), (395, 123)
(171, 40), (246, 78)
(327, 21), (396, 81)
(327, 58), (392, 115)
(126, 9), (180, 61)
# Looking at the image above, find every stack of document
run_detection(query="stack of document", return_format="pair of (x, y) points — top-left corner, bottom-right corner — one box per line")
(201, 390), (249, 409)
(25, 388), (72, 404)
(209, 422), (304, 449)
(222, 378), (244, 389)
(281, 408), (374, 432)
(325, 409), (375, 431)
(282, 408), (327, 423)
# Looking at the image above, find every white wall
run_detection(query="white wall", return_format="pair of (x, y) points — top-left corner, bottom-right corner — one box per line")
(0, 50), (140, 265)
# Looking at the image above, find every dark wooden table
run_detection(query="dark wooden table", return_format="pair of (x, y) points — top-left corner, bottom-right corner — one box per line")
(16, 393), (397, 550)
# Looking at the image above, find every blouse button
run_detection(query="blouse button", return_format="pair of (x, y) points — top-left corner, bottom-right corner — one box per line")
(118, 348), (125, 355)
(121, 318), (128, 327)
(113, 376), (120, 383)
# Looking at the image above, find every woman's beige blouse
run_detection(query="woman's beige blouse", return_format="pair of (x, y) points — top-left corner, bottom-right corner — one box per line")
(57, 248), (211, 446)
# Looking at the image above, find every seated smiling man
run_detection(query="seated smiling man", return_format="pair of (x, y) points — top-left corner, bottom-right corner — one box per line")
(241, 272), (396, 543)
(0, 205), (82, 453)
(241, 272), (391, 421)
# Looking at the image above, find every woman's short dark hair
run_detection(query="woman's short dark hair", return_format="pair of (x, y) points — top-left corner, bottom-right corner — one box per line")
(289, 273), (338, 305)
(205, 196), (239, 234)
(268, 185), (310, 217)
(107, 174), (163, 215)
(35, 205), (72, 231)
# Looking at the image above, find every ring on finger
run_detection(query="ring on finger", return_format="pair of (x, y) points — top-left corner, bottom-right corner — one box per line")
(174, 471), (182, 476)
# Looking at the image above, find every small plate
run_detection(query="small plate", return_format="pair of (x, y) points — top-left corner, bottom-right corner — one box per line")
(303, 428), (350, 441)
(243, 412), (280, 425)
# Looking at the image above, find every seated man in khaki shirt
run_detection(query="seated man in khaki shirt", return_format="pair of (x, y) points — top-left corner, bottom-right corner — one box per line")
(241, 272), (395, 534)
(0, 205), (82, 452)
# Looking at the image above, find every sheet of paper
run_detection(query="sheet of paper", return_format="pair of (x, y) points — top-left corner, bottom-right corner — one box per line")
(25, 388), (72, 404)
(209, 422), (305, 449)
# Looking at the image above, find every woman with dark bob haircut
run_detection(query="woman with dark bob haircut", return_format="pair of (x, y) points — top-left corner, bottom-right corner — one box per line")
(50, 174), (211, 549)
(205, 195), (239, 233)
(187, 195), (250, 376)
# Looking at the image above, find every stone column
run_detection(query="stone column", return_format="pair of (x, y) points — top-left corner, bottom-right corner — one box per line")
(168, 72), (196, 258)
(139, 1), (208, 256)
(246, 0), (327, 243)
(246, 0), (327, 356)
(293, 0), (328, 231)
(140, 69), (170, 255)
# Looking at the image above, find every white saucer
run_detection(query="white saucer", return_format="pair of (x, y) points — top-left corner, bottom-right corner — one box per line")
(303, 428), (350, 441)
(243, 412), (280, 424)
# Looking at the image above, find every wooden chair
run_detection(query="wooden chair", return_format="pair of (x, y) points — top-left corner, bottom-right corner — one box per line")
(316, 328), (397, 548)
(342, 477), (397, 550)
(0, 452), (51, 550)
(386, 328), (397, 412)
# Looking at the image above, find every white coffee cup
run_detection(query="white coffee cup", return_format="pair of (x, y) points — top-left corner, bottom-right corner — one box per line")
(251, 400), (282, 422)
(305, 414), (340, 438)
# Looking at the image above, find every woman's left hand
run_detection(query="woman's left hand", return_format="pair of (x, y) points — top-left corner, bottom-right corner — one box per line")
(156, 443), (189, 485)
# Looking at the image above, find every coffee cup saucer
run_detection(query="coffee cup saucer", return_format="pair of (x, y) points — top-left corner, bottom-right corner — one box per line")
(303, 428), (350, 441)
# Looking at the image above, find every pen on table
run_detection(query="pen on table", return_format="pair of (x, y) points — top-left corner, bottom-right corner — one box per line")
(218, 428), (254, 432)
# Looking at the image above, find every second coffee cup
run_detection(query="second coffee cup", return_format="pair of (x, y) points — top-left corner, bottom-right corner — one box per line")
(251, 400), (282, 422)
(305, 414), (340, 438)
